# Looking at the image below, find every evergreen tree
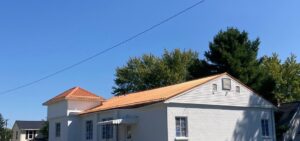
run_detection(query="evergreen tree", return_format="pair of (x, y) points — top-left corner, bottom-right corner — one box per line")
(204, 27), (262, 89)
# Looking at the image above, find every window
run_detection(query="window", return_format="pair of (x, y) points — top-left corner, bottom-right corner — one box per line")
(102, 118), (113, 139)
(56, 123), (61, 137)
(176, 117), (188, 137)
(236, 86), (240, 93)
(126, 125), (132, 139)
(261, 119), (269, 137)
(212, 84), (217, 92)
(86, 120), (93, 140)
(25, 130), (35, 139)
(15, 131), (18, 139)
(222, 78), (231, 90)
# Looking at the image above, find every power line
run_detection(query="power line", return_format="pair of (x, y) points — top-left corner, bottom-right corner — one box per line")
(0, 0), (205, 95)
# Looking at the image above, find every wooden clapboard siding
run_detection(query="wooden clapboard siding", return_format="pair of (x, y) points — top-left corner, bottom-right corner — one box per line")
(166, 75), (273, 108)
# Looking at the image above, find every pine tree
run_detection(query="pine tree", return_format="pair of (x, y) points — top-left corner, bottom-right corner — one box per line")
(204, 27), (261, 88)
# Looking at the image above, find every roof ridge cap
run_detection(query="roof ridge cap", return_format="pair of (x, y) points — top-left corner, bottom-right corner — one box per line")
(66, 86), (79, 98)
(103, 73), (224, 101)
(77, 87), (100, 97)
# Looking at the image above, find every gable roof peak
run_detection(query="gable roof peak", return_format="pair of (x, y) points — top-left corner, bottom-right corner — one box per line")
(43, 86), (104, 106)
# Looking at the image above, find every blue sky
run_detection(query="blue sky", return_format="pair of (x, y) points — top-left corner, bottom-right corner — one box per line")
(0, 0), (299, 127)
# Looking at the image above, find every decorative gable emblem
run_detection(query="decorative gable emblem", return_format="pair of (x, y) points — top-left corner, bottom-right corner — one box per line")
(222, 78), (231, 90)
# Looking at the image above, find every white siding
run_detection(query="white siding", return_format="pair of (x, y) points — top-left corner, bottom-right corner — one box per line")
(48, 116), (81, 141)
(132, 103), (168, 141)
(79, 103), (168, 141)
(48, 101), (69, 141)
(165, 74), (275, 141)
(67, 100), (101, 115)
(47, 99), (102, 141)
(166, 75), (273, 108)
(12, 123), (43, 141)
(46, 74), (276, 141)
(167, 104), (275, 141)
(11, 124), (21, 141)
(49, 118), (68, 141)
(80, 113), (98, 141)
(48, 101), (68, 119)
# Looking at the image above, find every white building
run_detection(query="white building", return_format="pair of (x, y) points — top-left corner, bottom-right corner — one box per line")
(12, 120), (46, 141)
(43, 73), (276, 141)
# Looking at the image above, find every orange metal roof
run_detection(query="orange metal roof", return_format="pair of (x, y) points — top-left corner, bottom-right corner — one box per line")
(81, 73), (224, 114)
(43, 87), (104, 105)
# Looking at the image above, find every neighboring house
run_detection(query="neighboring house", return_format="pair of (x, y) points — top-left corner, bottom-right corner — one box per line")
(43, 73), (277, 141)
(12, 120), (46, 141)
(278, 102), (300, 141)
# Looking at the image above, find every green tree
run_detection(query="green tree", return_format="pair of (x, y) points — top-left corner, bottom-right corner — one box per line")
(0, 113), (4, 139)
(261, 54), (300, 104)
(113, 49), (200, 95)
(260, 54), (283, 103)
(0, 113), (11, 141)
(281, 54), (300, 102)
(40, 121), (49, 140)
(112, 27), (300, 106)
(204, 27), (262, 89)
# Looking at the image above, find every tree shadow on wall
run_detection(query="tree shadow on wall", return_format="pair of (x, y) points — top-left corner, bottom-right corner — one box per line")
(231, 94), (274, 141)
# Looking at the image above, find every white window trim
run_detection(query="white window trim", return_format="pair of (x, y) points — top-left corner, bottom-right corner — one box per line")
(212, 84), (217, 92)
(175, 116), (188, 138)
(261, 119), (270, 138)
(236, 86), (240, 93)
(222, 78), (231, 90)
(175, 136), (189, 140)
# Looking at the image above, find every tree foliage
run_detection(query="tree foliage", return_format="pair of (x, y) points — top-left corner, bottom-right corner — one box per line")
(204, 27), (262, 89)
(112, 27), (300, 105)
(261, 54), (300, 104)
(40, 121), (49, 140)
(113, 49), (199, 95)
(0, 113), (4, 136)
(0, 113), (11, 141)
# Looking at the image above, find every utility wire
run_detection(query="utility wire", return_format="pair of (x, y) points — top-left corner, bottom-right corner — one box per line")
(0, 0), (205, 95)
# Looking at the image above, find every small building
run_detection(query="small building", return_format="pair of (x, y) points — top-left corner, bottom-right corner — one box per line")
(278, 102), (300, 141)
(12, 120), (46, 141)
(43, 73), (276, 141)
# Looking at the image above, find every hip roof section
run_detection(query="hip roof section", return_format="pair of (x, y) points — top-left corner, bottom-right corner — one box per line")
(43, 86), (104, 105)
